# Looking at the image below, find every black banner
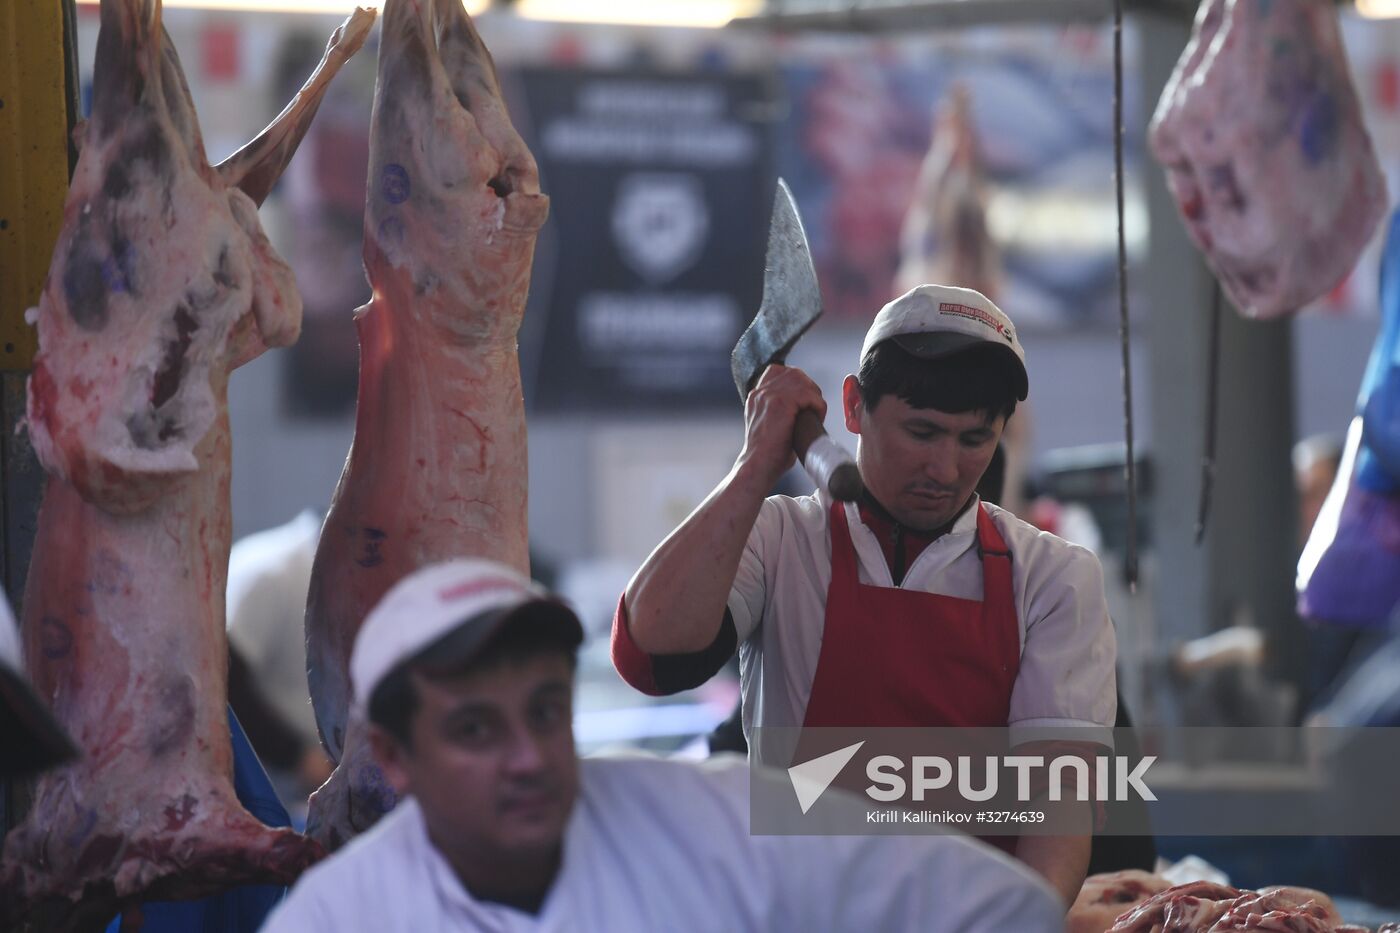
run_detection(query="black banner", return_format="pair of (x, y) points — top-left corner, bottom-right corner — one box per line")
(515, 68), (774, 413)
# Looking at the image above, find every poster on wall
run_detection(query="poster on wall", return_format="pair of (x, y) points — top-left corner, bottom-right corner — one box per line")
(515, 67), (774, 414)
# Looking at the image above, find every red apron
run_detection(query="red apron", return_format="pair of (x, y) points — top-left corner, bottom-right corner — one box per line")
(802, 500), (1021, 850)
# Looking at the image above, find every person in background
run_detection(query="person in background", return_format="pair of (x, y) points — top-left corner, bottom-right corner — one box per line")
(260, 558), (1066, 932)
(225, 512), (562, 808)
(226, 511), (334, 808)
(614, 284), (1116, 906)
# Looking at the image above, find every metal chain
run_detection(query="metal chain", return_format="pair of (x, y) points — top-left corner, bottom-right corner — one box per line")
(1113, 0), (1139, 588)
(1196, 281), (1222, 544)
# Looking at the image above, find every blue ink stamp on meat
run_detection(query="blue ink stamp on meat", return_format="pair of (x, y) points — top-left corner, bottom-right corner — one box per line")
(1298, 90), (1338, 166)
(382, 164), (411, 204)
(101, 256), (125, 293)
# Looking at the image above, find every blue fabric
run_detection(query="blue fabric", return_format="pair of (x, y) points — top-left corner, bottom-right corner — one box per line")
(1360, 210), (1400, 492)
(105, 708), (292, 933)
(1300, 208), (1400, 627)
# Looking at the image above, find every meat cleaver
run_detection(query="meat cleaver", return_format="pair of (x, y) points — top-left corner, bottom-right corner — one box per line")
(732, 180), (862, 502)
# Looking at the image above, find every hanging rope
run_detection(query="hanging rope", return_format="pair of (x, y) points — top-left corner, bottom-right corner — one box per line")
(1113, 0), (1139, 589)
(1195, 281), (1223, 544)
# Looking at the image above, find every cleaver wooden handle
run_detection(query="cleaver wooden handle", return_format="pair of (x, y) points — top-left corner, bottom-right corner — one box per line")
(793, 409), (863, 502)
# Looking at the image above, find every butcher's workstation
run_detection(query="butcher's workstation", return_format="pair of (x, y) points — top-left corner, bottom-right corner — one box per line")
(3, 0), (1400, 930)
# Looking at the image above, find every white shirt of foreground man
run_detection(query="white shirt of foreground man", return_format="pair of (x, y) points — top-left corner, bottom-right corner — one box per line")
(260, 559), (1064, 933)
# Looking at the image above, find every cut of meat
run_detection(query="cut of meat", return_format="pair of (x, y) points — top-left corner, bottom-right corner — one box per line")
(26, 5), (264, 515)
(1107, 880), (1240, 932)
(1100, 880), (1379, 933)
(1, 3), (373, 929)
(303, 0), (549, 849)
(23, 2), (374, 515)
(1148, 0), (1386, 319)
(1253, 886), (1344, 927)
(1070, 870), (1174, 933)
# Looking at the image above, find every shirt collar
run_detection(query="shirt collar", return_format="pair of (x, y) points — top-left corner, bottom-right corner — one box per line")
(844, 492), (979, 584)
(856, 491), (978, 540)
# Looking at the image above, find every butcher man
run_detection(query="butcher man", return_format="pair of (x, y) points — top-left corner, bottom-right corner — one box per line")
(613, 284), (1118, 905)
(260, 558), (1065, 931)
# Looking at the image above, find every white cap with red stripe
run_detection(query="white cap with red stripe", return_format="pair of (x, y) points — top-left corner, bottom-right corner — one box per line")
(860, 284), (1028, 401)
(350, 558), (582, 712)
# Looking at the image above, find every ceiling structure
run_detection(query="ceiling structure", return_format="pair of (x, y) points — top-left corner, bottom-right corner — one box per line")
(737, 0), (1198, 29)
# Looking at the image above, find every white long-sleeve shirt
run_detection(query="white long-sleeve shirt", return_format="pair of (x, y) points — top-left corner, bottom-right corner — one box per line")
(261, 755), (1065, 933)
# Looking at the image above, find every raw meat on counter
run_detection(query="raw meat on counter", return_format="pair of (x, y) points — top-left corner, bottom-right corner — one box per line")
(1148, 0), (1386, 319)
(1070, 869), (1174, 933)
(0, 2), (374, 929)
(1071, 872), (1399, 933)
(303, 0), (549, 848)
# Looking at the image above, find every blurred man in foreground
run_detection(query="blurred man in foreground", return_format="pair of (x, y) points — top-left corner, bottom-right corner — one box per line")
(261, 558), (1065, 931)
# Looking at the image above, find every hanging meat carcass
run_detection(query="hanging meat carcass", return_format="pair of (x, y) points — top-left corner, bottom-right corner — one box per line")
(1148, 0), (1386, 319)
(895, 84), (1000, 302)
(893, 85), (1033, 517)
(303, 0), (549, 848)
(1, 2), (374, 928)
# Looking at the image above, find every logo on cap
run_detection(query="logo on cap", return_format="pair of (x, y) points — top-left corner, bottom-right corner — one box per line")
(437, 577), (521, 604)
(938, 302), (1015, 345)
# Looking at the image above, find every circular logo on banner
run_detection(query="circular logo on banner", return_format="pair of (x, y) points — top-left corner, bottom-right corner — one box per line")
(611, 173), (710, 285)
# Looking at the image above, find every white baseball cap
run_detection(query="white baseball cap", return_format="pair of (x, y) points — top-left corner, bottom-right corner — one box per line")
(860, 284), (1028, 401)
(351, 559), (584, 713)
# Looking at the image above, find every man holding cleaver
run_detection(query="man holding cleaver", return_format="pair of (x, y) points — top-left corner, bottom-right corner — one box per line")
(611, 182), (1116, 906)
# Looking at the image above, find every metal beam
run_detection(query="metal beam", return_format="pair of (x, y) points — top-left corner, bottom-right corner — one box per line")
(732, 0), (1197, 31)
(1, 0), (79, 843)
(0, 0), (74, 372)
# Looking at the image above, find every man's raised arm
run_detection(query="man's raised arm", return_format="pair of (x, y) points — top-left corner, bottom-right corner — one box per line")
(620, 365), (826, 657)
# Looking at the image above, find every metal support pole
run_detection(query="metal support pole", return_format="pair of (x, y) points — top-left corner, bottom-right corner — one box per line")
(0, 0), (80, 838)
(1137, 11), (1301, 725)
